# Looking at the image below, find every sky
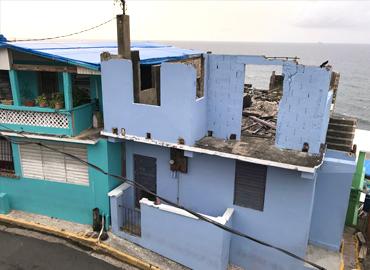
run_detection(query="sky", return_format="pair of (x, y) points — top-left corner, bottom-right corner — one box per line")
(0, 1), (370, 44)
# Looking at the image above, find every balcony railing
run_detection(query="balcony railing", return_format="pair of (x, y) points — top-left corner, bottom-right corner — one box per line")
(0, 102), (94, 137)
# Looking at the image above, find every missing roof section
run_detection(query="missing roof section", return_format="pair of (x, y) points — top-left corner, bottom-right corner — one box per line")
(242, 65), (283, 139)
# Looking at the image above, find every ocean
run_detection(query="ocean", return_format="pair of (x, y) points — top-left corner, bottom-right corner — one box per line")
(167, 41), (370, 130)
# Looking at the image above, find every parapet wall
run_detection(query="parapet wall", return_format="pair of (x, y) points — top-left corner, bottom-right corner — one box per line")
(275, 63), (333, 154)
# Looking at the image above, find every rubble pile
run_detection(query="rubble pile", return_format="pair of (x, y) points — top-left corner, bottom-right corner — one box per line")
(241, 80), (282, 138)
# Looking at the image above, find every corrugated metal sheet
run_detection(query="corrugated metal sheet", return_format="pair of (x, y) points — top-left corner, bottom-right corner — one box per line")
(0, 41), (202, 70)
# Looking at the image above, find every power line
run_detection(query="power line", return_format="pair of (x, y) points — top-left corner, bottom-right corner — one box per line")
(6, 17), (116, 43)
(0, 124), (326, 270)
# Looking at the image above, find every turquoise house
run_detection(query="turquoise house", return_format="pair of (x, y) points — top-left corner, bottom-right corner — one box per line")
(0, 40), (124, 224)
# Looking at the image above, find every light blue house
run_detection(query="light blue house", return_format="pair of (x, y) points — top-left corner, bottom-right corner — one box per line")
(0, 36), (357, 269)
(101, 51), (357, 269)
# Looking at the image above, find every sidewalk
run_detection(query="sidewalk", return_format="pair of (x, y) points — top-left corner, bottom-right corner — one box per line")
(0, 210), (188, 270)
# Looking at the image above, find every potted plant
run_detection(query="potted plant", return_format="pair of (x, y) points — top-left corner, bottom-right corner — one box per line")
(22, 88), (35, 107)
(24, 100), (35, 107)
(1, 99), (13, 105)
(35, 94), (48, 107)
(51, 92), (64, 110)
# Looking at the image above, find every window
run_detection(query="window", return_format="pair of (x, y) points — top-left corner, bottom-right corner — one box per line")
(72, 74), (91, 107)
(234, 160), (267, 211)
(242, 65), (283, 139)
(19, 143), (88, 185)
(39, 72), (58, 96)
(0, 71), (12, 101)
(0, 138), (15, 174)
(133, 63), (161, 106)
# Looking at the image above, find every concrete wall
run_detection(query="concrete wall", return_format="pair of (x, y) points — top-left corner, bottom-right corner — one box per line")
(0, 139), (121, 225)
(206, 55), (284, 140)
(101, 59), (207, 145)
(309, 149), (356, 251)
(140, 199), (233, 270)
(230, 167), (317, 270)
(111, 140), (317, 269)
(206, 55), (245, 139)
(276, 63), (333, 154)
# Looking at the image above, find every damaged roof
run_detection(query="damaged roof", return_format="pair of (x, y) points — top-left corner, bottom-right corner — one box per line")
(0, 40), (202, 70)
(195, 136), (323, 171)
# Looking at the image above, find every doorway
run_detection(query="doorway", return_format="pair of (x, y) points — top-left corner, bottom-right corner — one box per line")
(134, 154), (157, 208)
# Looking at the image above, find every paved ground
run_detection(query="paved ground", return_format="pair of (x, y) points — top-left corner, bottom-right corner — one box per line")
(0, 230), (122, 270)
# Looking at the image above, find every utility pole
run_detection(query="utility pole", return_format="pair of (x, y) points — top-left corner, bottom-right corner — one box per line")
(116, 0), (131, 59)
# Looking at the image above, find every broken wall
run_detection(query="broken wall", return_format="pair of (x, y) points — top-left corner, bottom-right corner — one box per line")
(101, 59), (207, 145)
(275, 64), (333, 154)
(206, 55), (245, 139)
(206, 55), (284, 140)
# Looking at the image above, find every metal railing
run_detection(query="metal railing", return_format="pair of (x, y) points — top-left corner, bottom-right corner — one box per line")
(120, 205), (141, 237)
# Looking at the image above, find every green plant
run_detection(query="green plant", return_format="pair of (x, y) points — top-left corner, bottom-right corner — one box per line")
(52, 92), (64, 103)
(35, 94), (48, 106)
(73, 89), (90, 107)
(50, 92), (64, 109)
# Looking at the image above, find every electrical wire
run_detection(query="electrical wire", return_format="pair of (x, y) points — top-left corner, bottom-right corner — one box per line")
(6, 17), (116, 42)
(0, 124), (326, 270)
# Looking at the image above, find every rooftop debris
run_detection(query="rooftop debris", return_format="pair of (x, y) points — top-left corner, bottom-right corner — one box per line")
(241, 72), (283, 138)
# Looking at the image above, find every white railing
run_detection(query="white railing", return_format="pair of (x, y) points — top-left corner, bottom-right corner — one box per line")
(0, 109), (69, 129)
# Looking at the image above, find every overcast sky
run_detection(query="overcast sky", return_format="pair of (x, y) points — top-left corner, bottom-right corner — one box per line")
(1, 1), (370, 44)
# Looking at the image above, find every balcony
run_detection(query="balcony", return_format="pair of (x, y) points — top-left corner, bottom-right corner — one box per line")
(0, 102), (94, 136)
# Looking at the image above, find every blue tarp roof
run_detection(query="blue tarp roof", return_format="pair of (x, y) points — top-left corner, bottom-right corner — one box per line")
(0, 40), (202, 70)
(365, 160), (370, 177)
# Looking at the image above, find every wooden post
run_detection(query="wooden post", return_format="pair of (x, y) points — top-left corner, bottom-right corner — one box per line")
(116, 14), (131, 59)
(63, 72), (73, 110)
(8, 70), (21, 106)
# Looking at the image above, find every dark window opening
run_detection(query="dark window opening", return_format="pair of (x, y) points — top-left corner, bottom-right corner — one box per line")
(140, 65), (153, 90)
(196, 56), (205, 99)
(133, 63), (161, 106)
(234, 161), (266, 211)
(0, 71), (12, 101)
(72, 74), (91, 107)
(39, 72), (58, 96)
(0, 138), (15, 174)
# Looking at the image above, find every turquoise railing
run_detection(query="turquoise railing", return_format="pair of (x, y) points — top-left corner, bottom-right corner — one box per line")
(0, 102), (94, 137)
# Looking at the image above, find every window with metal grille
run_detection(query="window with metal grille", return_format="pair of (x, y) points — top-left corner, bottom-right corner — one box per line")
(19, 142), (89, 185)
(234, 160), (267, 211)
(0, 138), (15, 174)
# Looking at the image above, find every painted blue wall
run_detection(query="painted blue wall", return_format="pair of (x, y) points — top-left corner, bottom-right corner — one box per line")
(116, 141), (317, 269)
(206, 55), (245, 140)
(309, 149), (356, 250)
(0, 138), (121, 225)
(276, 64), (332, 154)
(101, 59), (208, 145)
(141, 201), (233, 270)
